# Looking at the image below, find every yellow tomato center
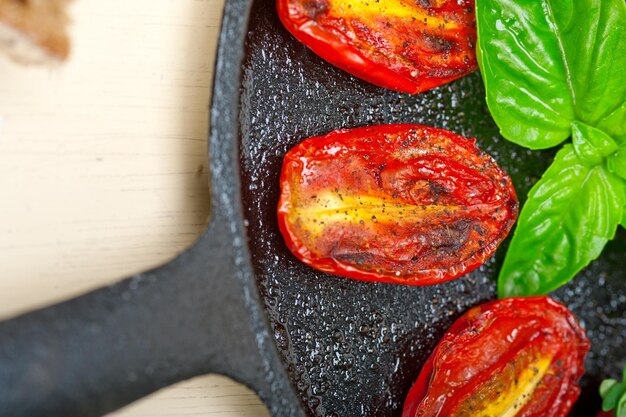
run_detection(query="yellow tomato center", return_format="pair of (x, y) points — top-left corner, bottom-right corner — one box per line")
(290, 190), (457, 238)
(328, 0), (459, 30)
(455, 356), (553, 417)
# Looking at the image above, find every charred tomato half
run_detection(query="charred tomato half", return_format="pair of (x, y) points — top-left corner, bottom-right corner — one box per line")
(402, 296), (590, 417)
(276, 0), (478, 94)
(277, 124), (517, 285)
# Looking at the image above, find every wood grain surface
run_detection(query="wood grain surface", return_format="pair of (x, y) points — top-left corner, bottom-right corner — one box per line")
(0, 1), (270, 416)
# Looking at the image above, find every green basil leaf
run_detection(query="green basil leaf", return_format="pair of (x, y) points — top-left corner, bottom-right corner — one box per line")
(572, 121), (618, 166)
(557, 0), (626, 126)
(498, 145), (625, 298)
(609, 150), (626, 229)
(476, 1), (574, 149)
(608, 145), (626, 181)
(602, 379), (620, 398)
(598, 101), (626, 145)
(476, 0), (626, 150)
(604, 382), (626, 411)
(618, 393), (626, 417)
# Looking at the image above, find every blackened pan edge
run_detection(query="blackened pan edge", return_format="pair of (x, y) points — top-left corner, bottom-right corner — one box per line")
(210, 0), (308, 415)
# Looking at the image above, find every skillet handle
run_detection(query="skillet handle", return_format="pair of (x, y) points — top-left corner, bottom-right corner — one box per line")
(0, 227), (220, 417)
(0, 217), (302, 417)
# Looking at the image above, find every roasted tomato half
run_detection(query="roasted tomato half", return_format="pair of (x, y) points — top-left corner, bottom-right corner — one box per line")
(276, 0), (478, 94)
(402, 296), (590, 417)
(277, 124), (517, 285)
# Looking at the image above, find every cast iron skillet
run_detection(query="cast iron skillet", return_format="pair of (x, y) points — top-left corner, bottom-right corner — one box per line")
(0, 0), (624, 416)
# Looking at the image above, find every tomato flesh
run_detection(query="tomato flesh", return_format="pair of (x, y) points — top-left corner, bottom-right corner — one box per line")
(276, 0), (478, 94)
(402, 296), (590, 417)
(277, 124), (517, 285)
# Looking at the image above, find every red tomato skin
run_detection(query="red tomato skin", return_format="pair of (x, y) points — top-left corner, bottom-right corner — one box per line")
(276, 0), (478, 94)
(277, 124), (518, 286)
(402, 296), (590, 417)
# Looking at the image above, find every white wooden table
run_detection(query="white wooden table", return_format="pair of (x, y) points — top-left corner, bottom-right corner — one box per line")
(0, 1), (269, 416)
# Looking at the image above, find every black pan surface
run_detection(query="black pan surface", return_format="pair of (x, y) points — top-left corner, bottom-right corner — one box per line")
(238, 0), (626, 416)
